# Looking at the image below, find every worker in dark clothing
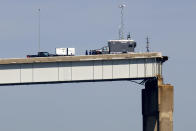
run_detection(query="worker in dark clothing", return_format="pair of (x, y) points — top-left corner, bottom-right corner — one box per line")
(85, 50), (88, 55)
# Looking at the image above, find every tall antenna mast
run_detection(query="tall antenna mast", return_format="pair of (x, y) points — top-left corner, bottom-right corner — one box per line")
(38, 8), (41, 52)
(146, 36), (150, 52)
(119, 4), (126, 40)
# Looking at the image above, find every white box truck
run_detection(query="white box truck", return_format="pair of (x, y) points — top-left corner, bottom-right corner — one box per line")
(67, 48), (75, 56)
(55, 48), (67, 55)
(55, 48), (75, 56)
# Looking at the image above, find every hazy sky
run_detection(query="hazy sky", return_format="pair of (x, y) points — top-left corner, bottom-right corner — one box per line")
(0, 0), (195, 131)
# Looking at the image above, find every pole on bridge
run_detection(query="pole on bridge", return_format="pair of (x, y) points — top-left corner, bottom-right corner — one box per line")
(142, 76), (173, 131)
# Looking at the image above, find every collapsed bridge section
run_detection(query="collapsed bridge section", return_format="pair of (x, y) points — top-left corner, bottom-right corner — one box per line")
(0, 52), (167, 85)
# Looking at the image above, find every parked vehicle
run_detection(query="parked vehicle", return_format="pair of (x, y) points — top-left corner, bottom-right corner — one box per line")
(27, 52), (54, 58)
(55, 48), (75, 56)
(88, 39), (136, 55)
(27, 48), (75, 58)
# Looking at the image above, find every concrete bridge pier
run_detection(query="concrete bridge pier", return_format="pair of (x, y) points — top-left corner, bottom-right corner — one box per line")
(142, 77), (173, 131)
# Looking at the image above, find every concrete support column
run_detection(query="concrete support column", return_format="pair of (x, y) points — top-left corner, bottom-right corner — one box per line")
(142, 77), (173, 131)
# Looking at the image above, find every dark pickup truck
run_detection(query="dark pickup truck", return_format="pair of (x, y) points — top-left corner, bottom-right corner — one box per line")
(27, 52), (58, 58)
